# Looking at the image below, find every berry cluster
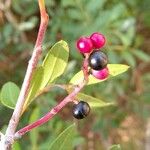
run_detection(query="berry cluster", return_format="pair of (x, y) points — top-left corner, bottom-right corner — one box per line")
(76, 32), (109, 80)
(73, 33), (109, 120)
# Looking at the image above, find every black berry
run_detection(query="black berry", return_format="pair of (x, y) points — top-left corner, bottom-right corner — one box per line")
(72, 101), (90, 119)
(88, 51), (108, 70)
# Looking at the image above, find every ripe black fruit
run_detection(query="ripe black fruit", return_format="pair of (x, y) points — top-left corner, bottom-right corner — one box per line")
(72, 101), (90, 119)
(88, 51), (108, 70)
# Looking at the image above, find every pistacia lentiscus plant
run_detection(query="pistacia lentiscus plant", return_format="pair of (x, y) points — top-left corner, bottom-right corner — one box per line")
(0, 1), (129, 150)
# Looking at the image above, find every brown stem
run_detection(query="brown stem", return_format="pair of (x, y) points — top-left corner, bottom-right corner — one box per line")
(2, 0), (49, 148)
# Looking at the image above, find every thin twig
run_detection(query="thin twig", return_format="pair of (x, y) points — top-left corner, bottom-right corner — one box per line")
(15, 79), (86, 138)
(2, 0), (48, 149)
(14, 57), (89, 138)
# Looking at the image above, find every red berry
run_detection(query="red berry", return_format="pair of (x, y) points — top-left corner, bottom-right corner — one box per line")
(90, 32), (106, 49)
(92, 67), (109, 80)
(76, 37), (93, 53)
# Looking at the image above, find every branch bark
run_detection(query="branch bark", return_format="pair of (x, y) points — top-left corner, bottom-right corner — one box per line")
(0, 1), (49, 149)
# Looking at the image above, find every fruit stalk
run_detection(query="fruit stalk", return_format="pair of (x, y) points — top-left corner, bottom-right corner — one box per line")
(15, 57), (89, 138)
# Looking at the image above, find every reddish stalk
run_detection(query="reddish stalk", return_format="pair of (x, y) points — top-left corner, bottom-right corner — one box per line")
(15, 57), (89, 138)
(15, 80), (86, 137)
(1, 0), (49, 149)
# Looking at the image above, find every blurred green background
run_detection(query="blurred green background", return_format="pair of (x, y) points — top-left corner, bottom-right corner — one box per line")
(0, 0), (150, 149)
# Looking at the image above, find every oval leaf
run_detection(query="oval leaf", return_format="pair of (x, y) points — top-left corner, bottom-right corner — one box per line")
(70, 64), (129, 85)
(41, 40), (69, 88)
(49, 124), (76, 150)
(76, 93), (114, 108)
(108, 64), (130, 76)
(0, 82), (20, 109)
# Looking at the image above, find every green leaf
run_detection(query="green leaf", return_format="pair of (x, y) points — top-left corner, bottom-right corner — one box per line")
(108, 64), (130, 76)
(0, 82), (20, 109)
(23, 66), (44, 109)
(76, 93), (114, 108)
(49, 124), (76, 150)
(70, 64), (129, 85)
(109, 144), (121, 150)
(41, 40), (69, 88)
(29, 107), (40, 149)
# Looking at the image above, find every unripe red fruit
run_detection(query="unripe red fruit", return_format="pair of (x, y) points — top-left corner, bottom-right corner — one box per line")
(92, 67), (109, 80)
(90, 32), (106, 49)
(72, 101), (90, 119)
(76, 37), (93, 53)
